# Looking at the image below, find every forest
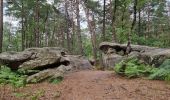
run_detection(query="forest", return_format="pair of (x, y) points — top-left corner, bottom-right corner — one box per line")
(0, 0), (170, 55)
(0, 0), (170, 100)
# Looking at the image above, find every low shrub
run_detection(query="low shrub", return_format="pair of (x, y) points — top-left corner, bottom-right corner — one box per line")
(149, 59), (170, 81)
(0, 66), (27, 87)
(114, 58), (170, 81)
(115, 58), (154, 78)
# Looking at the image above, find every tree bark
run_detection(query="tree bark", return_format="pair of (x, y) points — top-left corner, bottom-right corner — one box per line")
(126, 0), (137, 54)
(76, 0), (83, 55)
(0, 0), (3, 52)
(21, 0), (25, 51)
(65, 0), (71, 51)
(102, 0), (106, 41)
(147, 3), (150, 38)
(84, 6), (97, 65)
(34, 0), (40, 47)
(138, 8), (141, 37)
(110, 0), (117, 42)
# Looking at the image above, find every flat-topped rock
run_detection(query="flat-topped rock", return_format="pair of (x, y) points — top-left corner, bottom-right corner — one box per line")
(0, 47), (92, 83)
(139, 49), (170, 67)
(99, 42), (157, 54)
(99, 42), (170, 69)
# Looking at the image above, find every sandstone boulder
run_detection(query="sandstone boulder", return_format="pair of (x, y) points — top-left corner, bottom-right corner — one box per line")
(0, 47), (92, 83)
(0, 51), (33, 69)
(99, 42), (170, 69)
(102, 54), (123, 69)
(60, 55), (92, 70)
(138, 49), (170, 67)
(26, 65), (72, 83)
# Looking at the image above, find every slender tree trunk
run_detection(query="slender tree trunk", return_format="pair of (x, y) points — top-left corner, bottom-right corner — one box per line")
(126, 0), (137, 54)
(70, 0), (76, 53)
(102, 0), (106, 41)
(91, 13), (97, 65)
(21, 0), (25, 51)
(0, 0), (3, 52)
(8, 23), (11, 45)
(76, 0), (83, 55)
(138, 8), (141, 37)
(65, 0), (71, 51)
(24, 17), (28, 48)
(84, 6), (97, 65)
(147, 3), (150, 38)
(121, 5), (126, 29)
(43, 7), (49, 47)
(110, 0), (117, 42)
(34, 0), (40, 47)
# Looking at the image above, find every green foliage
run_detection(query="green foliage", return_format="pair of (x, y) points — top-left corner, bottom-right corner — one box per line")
(49, 76), (63, 84)
(115, 58), (170, 81)
(115, 58), (154, 78)
(115, 27), (129, 43)
(83, 37), (93, 57)
(0, 66), (27, 87)
(149, 59), (170, 81)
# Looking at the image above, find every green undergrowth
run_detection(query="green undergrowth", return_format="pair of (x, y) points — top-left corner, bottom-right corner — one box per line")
(0, 65), (64, 88)
(0, 66), (27, 87)
(49, 76), (63, 84)
(149, 59), (170, 81)
(114, 58), (170, 81)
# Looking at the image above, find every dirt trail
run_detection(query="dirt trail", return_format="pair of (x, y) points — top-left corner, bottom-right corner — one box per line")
(1, 70), (170, 100)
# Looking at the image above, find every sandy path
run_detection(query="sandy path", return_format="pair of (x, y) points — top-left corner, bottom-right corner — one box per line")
(0, 70), (170, 100)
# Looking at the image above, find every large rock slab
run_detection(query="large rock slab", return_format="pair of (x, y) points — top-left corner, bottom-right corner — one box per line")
(0, 47), (68, 70)
(99, 42), (157, 54)
(60, 55), (92, 70)
(99, 42), (170, 69)
(19, 49), (61, 70)
(138, 49), (170, 67)
(102, 54), (123, 69)
(26, 65), (72, 83)
(0, 51), (34, 69)
(0, 47), (93, 83)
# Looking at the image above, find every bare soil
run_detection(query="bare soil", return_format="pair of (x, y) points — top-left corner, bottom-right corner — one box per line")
(0, 70), (170, 100)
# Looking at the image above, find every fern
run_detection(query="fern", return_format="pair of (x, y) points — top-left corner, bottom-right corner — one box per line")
(149, 59), (170, 81)
(0, 66), (27, 87)
(115, 58), (155, 78)
(115, 58), (170, 81)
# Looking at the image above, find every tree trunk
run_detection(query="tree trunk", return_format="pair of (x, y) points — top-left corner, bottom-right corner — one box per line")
(76, 0), (83, 55)
(121, 5), (126, 29)
(84, 5), (97, 65)
(43, 7), (49, 47)
(102, 0), (106, 41)
(65, 0), (71, 51)
(126, 0), (137, 54)
(110, 0), (117, 42)
(147, 3), (150, 38)
(70, 0), (75, 53)
(21, 0), (25, 51)
(0, 0), (3, 52)
(34, 0), (40, 47)
(138, 8), (141, 37)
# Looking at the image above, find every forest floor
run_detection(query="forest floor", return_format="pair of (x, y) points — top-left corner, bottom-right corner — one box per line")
(0, 70), (170, 100)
